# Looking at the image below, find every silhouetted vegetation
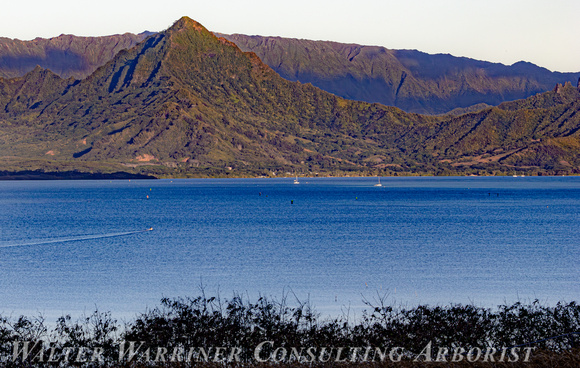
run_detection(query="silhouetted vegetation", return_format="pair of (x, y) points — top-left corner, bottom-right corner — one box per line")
(1, 294), (578, 367)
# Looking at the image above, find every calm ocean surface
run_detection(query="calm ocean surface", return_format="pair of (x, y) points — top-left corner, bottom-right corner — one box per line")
(0, 176), (578, 321)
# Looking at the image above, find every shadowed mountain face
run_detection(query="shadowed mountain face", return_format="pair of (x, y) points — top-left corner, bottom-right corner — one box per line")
(0, 32), (152, 79)
(0, 17), (579, 177)
(2, 30), (578, 115)
(0, 19), (434, 175)
(220, 34), (580, 114)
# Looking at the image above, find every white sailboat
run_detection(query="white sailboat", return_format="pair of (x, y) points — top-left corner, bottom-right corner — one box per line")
(293, 175), (300, 184)
(374, 176), (382, 187)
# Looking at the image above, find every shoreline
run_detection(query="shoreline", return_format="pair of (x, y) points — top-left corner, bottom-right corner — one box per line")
(1, 169), (579, 180)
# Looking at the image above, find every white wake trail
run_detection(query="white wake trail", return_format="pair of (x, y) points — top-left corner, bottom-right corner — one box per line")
(0, 228), (153, 248)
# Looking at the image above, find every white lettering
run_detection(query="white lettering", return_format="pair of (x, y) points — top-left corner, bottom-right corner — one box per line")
(272, 347), (287, 362)
(92, 347), (104, 362)
(523, 347), (535, 362)
(467, 347), (481, 362)
(389, 347), (404, 362)
(254, 341), (273, 362)
(508, 347), (520, 362)
(12, 341), (42, 361)
(118, 341), (145, 362)
(451, 347), (465, 362)
(228, 347), (242, 362)
(334, 347), (347, 362)
(482, 347), (497, 362)
(414, 341), (433, 362)
(435, 347), (448, 362)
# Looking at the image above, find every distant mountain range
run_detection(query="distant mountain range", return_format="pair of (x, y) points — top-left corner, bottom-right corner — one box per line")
(221, 34), (580, 114)
(0, 17), (579, 178)
(1, 29), (578, 115)
(0, 32), (152, 80)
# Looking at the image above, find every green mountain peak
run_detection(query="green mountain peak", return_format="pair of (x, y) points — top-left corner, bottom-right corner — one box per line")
(170, 16), (209, 33)
(0, 17), (579, 177)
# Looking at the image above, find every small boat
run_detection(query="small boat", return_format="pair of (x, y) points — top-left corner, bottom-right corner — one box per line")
(293, 175), (300, 184)
(148, 227), (153, 231)
(374, 177), (382, 187)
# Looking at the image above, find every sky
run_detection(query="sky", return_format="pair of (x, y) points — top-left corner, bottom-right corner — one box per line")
(1, 0), (579, 72)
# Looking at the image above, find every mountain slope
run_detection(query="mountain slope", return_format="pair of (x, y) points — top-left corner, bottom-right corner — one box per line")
(0, 17), (579, 177)
(0, 32), (151, 79)
(408, 82), (580, 172)
(2, 30), (578, 116)
(221, 34), (580, 114)
(0, 18), (438, 176)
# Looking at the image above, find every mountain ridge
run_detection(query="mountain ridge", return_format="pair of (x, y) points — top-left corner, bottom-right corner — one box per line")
(2, 27), (578, 115)
(220, 33), (580, 114)
(0, 17), (579, 177)
(0, 31), (152, 79)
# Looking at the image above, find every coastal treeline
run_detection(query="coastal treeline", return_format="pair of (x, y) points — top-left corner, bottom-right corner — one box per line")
(1, 295), (579, 367)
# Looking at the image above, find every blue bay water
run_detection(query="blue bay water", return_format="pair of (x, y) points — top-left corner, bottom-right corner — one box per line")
(0, 176), (578, 321)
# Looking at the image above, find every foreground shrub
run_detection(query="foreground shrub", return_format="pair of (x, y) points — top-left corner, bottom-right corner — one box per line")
(0, 295), (578, 367)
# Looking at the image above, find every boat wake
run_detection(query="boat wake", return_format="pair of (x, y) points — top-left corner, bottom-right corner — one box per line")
(0, 228), (153, 249)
